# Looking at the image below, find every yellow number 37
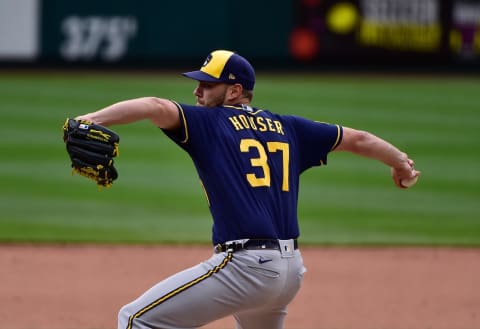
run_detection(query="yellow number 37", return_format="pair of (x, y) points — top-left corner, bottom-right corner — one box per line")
(240, 139), (290, 192)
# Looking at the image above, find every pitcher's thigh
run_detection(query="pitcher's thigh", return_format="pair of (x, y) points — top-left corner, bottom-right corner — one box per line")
(118, 253), (237, 329)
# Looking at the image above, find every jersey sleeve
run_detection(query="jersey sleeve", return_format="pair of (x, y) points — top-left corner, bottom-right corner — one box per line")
(285, 115), (343, 171)
(161, 102), (216, 154)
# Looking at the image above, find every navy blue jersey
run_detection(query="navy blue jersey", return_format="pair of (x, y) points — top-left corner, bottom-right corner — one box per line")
(163, 102), (342, 245)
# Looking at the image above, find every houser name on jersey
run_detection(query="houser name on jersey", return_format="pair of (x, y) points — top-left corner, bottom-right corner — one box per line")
(228, 114), (285, 135)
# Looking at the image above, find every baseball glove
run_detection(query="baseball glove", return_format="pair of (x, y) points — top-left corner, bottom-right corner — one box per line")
(62, 118), (120, 188)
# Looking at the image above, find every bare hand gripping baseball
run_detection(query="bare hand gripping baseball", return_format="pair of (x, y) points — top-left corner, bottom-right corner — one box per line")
(391, 158), (421, 188)
(62, 118), (120, 187)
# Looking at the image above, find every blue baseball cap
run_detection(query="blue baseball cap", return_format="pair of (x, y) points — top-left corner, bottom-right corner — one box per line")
(182, 50), (255, 91)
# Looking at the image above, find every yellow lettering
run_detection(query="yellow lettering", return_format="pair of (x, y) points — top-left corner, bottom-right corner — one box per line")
(229, 115), (285, 136)
(274, 121), (284, 135)
(248, 116), (257, 130)
(265, 118), (276, 132)
(257, 117), (267, 131)
(359, 22), (441, 52)
(238, 115), (250, 129)
(229, 116), (244, 131)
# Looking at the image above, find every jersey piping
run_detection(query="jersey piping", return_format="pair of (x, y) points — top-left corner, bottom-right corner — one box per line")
(331, 125), (342, 150)
(125, 252), (233, 329)
(172, 101), (189, 144)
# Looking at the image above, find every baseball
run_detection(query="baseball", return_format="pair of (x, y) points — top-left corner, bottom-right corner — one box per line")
(400, 176), (418, 188)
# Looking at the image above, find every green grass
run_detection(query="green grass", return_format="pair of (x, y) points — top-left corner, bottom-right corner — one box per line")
(0, 71), (479, 246)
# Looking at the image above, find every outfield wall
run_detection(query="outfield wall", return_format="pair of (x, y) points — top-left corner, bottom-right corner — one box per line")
(1, 0), (479, 71)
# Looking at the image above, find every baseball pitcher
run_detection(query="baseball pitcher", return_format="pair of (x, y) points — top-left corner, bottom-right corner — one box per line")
(69, 50), (420, 329)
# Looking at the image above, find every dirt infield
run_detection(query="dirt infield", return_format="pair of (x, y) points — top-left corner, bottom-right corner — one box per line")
(1, 245), (479, 329)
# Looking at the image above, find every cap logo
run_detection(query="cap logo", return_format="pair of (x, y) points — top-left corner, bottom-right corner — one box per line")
(202, 54), (212, 67)
(229, 73), (236, 80)
(200, 50), (234, 79)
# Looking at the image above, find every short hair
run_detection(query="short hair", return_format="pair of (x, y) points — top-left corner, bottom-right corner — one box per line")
(243, 89), (253, 101)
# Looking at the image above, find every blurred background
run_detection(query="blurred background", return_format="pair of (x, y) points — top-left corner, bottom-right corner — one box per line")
(1, 0), (479, 71)
(0, 0), (479, 246)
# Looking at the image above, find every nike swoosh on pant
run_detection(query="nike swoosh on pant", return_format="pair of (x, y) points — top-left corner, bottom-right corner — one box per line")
(258, 257), (273, 264)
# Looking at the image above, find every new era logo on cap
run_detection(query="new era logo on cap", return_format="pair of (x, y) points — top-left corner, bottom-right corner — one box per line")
(182, 50), (256, 90)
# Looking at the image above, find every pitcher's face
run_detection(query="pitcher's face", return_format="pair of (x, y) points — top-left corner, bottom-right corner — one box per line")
(193, 82), (229, 107)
